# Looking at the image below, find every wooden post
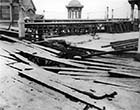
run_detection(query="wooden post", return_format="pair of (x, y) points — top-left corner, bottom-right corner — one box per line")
(111, 9), (114, 21)
(106, 6), (109, 21)
(138, 5), (140, 21)
(138, 24), (140, 52)
(137, 3), (140, 52)
(18, 0), (25, 39)
(130, 4), (134, 21)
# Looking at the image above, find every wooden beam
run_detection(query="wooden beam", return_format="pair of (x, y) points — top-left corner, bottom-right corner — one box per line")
(42, 66), (107, 73)
(109, 69), (140, 78)
(58, 71), (109, 77)
(82, 47), (137, 58)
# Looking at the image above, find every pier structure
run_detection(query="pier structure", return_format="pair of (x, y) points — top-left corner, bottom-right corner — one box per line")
(23, 0), (140, 41)
(25, 19), (135, 41)
(66, 0), (83, 19)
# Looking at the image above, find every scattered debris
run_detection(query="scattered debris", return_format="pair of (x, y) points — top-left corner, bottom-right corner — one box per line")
(0, 30), (140, 110)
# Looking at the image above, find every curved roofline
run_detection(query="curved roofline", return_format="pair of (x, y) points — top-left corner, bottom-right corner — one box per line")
(66, 0), (83, 8)
(66, 5), (84, 8)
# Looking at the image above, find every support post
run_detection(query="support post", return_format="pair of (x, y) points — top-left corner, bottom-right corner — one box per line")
(18, 0), (25, 39)
(68, 9), (70, 19)
(111, 9), (114, 21)
(106, 6), (109, 21)
(138, 4), (140, 21)
(138, 24), (140, 52)
(130, 4), (134, 21)
(138, 4), (140, 52)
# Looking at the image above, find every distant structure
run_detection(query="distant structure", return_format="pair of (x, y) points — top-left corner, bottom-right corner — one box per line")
(66, 0), (83, 19)
(128, 0), (140, 20)
(0, 0), (40, 26)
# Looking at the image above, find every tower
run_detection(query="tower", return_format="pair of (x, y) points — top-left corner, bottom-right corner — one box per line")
(66, 0), (83, 19)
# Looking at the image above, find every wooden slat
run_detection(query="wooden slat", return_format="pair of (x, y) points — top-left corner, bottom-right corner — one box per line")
(85, 57), (137, 68)
(109, 69), (140, 78)
(70, 59), (117, 68)
(82, 48), (136, 58)
(58, 71), (109, 77)
(76, 58), (140, 71)
(42, 66), (107, 73)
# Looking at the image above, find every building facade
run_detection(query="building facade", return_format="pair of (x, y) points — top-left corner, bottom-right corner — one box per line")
(0, 0), (36, 26)
(66, 0), (83, 19)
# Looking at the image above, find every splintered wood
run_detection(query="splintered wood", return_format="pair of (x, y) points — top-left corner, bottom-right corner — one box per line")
(0, 34), (140, 110)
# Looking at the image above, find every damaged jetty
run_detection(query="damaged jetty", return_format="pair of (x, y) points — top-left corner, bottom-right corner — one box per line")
(0, 0), (140, 110)
(1, 27), (140, 110)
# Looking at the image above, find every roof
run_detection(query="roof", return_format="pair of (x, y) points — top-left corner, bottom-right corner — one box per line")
(128, 0), (140, 3)
(22, 0), (36, 12)
(66, 0), (83, 8)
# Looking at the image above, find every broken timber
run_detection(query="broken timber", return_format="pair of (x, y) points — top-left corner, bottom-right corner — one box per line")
(0, 34), (87, 68)
(2, 49), (117, 110)
(109, 69), (140, 78)
(42, 66), (106, 73)
(18, 69), (118, 110)
(102, 38), (138, 51)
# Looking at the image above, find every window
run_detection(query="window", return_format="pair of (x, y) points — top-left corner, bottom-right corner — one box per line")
(0, 5), (10, 20)
(0, 0), (9, 3)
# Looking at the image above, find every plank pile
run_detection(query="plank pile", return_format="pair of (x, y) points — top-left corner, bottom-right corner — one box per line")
(102, 38), (138, 51)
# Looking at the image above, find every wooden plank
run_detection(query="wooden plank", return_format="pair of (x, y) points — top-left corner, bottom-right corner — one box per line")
(109, 69), (140, 78)
(70, 45), (104, 53)
(82, 47), (136, 58)
(42, 66), (107, 73)
(76, 58), (140, 71)
(85, 57), (137, 68)
(110, 38), (138, 46)
(70, 59), (117, 68)
(58, 71), (109, 77)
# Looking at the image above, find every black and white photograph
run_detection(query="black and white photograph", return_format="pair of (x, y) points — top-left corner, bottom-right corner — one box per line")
(0, 0), (140, 110)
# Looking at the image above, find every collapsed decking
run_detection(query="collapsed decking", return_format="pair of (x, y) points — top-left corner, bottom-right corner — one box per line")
(0, 31), (140, 110)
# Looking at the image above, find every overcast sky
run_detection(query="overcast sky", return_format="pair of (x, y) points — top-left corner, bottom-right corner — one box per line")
(33, 0), (138, 19)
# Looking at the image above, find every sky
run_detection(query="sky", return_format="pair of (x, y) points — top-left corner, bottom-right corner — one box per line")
(33, 0), (138, 19)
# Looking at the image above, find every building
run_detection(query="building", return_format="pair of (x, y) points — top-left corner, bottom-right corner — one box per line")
(66, 0), (83, 19)
(128, 0), (140, 20)
(0, 0), (36, 26)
